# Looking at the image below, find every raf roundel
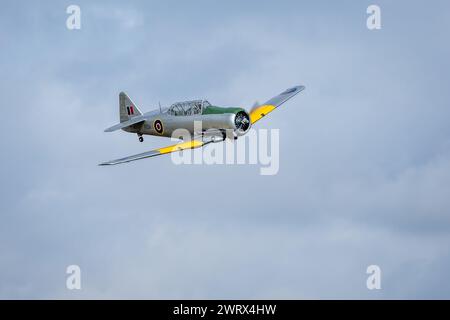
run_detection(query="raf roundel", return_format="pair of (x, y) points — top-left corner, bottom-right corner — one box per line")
(153, 119), (164, 134)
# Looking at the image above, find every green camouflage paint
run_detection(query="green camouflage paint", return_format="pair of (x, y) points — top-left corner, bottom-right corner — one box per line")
(202, 106), (245, 115)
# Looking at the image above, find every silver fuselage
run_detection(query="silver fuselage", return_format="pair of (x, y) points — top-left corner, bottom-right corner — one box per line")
(123, 110), (237, 138)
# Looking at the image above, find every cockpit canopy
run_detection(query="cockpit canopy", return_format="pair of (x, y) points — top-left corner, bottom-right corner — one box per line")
(167, 100), (211, 116)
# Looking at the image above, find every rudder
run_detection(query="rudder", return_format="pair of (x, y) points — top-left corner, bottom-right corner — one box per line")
(119, 92), (142, 123)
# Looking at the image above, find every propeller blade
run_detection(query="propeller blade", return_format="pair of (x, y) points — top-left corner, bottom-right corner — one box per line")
(250, 101), (260, 113)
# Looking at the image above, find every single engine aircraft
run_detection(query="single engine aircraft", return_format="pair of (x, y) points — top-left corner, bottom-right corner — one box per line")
(99, 85), (305, 165)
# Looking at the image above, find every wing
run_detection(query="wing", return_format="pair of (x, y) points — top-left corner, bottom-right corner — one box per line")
(99, 139), (211, 165)
(249, 85), (305, 124)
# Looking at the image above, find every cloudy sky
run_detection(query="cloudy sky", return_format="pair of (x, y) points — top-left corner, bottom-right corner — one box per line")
(1, 0), (450, 299)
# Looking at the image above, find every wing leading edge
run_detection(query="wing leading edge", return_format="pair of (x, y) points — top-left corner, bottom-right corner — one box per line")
(249, 85), (305, 124)
(99, 139), (211, 165)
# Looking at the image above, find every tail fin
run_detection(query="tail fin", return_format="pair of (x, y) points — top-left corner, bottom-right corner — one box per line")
(119, 92), (143, 123)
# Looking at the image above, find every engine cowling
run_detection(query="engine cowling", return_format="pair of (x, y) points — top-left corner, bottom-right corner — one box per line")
(233, 110), (251, 136)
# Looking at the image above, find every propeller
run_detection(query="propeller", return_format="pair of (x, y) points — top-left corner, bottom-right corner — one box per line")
(249, 101), (260, 113)
(234, 110), (251, 132)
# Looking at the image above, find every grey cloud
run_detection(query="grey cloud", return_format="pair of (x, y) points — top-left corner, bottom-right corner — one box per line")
(1, 0), (450, 299)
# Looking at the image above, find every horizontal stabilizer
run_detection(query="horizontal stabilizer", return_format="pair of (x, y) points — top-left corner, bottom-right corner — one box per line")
(104, 116), (146, 132)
